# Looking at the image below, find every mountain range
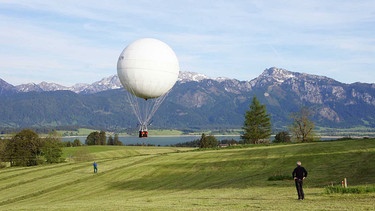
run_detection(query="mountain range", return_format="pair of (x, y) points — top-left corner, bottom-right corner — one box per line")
(1, 67), (374, 134)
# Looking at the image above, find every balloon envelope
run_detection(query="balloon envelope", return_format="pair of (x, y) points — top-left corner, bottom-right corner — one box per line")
(117, 38), (179, 99)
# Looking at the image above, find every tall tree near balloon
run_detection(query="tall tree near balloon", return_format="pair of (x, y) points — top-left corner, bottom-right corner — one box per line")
(241, 96), (272, 144)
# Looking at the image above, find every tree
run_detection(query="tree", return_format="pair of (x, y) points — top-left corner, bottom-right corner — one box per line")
(241, 96), (272, 144)
(199, 133), (218, 148)
(3, 129), (42, 166)
(289, 107), (317, 142)
(114, 134), (123, 146)
(86, 131), (98, 145)
(99, 131), (106, 145)
(274, 131), (291, 143)
(85, 131), (106, 145)
(0, 138), (9, 166)
(107, 135), (114, 145)
(42, 131), (63, 163)
(65, 141), (72, 147)
(73, 139), (82, 147)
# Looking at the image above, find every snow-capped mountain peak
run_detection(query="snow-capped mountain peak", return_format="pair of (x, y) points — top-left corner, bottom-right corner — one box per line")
(16, 83), (42, 92)
(38, 81), (68, 91)
(177, 71), (232, 83)
(260, 67), (295, 83)
(77, 75), (122, 94)
(178, 71), (210, 83)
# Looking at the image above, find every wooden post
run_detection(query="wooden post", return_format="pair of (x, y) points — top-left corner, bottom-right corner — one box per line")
(344, 178), (347, 188)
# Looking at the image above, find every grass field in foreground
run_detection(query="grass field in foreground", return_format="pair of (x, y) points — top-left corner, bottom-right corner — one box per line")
(0, 139), (374, 210)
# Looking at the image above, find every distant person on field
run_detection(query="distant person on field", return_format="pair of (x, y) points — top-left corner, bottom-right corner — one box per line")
(292, 161), (308, 200)
(93, 161), (98, 173)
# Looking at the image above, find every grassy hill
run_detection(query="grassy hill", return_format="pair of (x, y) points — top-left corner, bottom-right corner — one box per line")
(0, 139), (374, 210)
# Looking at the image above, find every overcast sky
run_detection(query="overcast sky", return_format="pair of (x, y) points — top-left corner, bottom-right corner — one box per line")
(1, 0), (374, 86)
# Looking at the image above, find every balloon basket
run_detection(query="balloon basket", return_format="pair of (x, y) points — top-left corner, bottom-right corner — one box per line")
(139, 130), (148, 138)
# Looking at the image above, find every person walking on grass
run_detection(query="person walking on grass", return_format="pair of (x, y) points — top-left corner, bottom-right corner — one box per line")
(93, 161), (98, 173)
(292, 161), (308, 200)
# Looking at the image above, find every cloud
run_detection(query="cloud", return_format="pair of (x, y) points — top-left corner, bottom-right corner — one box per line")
(0, 0), (374, 85)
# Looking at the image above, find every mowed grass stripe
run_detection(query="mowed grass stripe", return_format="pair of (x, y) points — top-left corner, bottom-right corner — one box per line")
(63, 145), (193, 159)
(0, 162), (87, 181)
(0, 158), (116, 192)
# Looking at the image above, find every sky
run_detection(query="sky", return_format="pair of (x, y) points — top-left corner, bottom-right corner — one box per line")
(0, 0), (374, 86)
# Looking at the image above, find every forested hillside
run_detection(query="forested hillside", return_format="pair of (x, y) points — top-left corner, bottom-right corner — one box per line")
(0, 68), (374, 133)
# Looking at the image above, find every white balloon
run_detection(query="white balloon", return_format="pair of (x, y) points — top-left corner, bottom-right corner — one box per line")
(117, 38), (179, 99)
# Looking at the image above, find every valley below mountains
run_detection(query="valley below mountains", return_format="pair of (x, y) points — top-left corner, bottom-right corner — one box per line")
(1, 67), (374, 135)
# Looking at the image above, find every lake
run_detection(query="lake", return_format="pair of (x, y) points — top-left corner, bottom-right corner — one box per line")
(62, 135), (341, 146)
(62, 135), (241, 146)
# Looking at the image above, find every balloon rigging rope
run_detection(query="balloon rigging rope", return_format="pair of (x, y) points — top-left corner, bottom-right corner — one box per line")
(145, 90), (170, 124)
(123, 83), (170, 131)
(124, 85), (142, 125)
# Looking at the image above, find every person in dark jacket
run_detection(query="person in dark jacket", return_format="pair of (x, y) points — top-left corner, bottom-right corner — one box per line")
(292, 161), (308, 200)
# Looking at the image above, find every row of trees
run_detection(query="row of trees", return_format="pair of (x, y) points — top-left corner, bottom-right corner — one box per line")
(173, 134), (238, 148)
(85, 131), (123, 146)
(0, 129), (63, 167)
(241, 96), (317, 144)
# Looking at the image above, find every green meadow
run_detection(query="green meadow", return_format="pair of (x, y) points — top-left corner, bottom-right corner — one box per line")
(0, 139), (374, 210)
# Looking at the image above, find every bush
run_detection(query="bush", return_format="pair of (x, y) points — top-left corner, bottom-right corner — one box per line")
(36, 155), (46, 165)
(0, 162), (7, 169)
(274, 131), (291, 143)
(199, 134), (218, 148)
